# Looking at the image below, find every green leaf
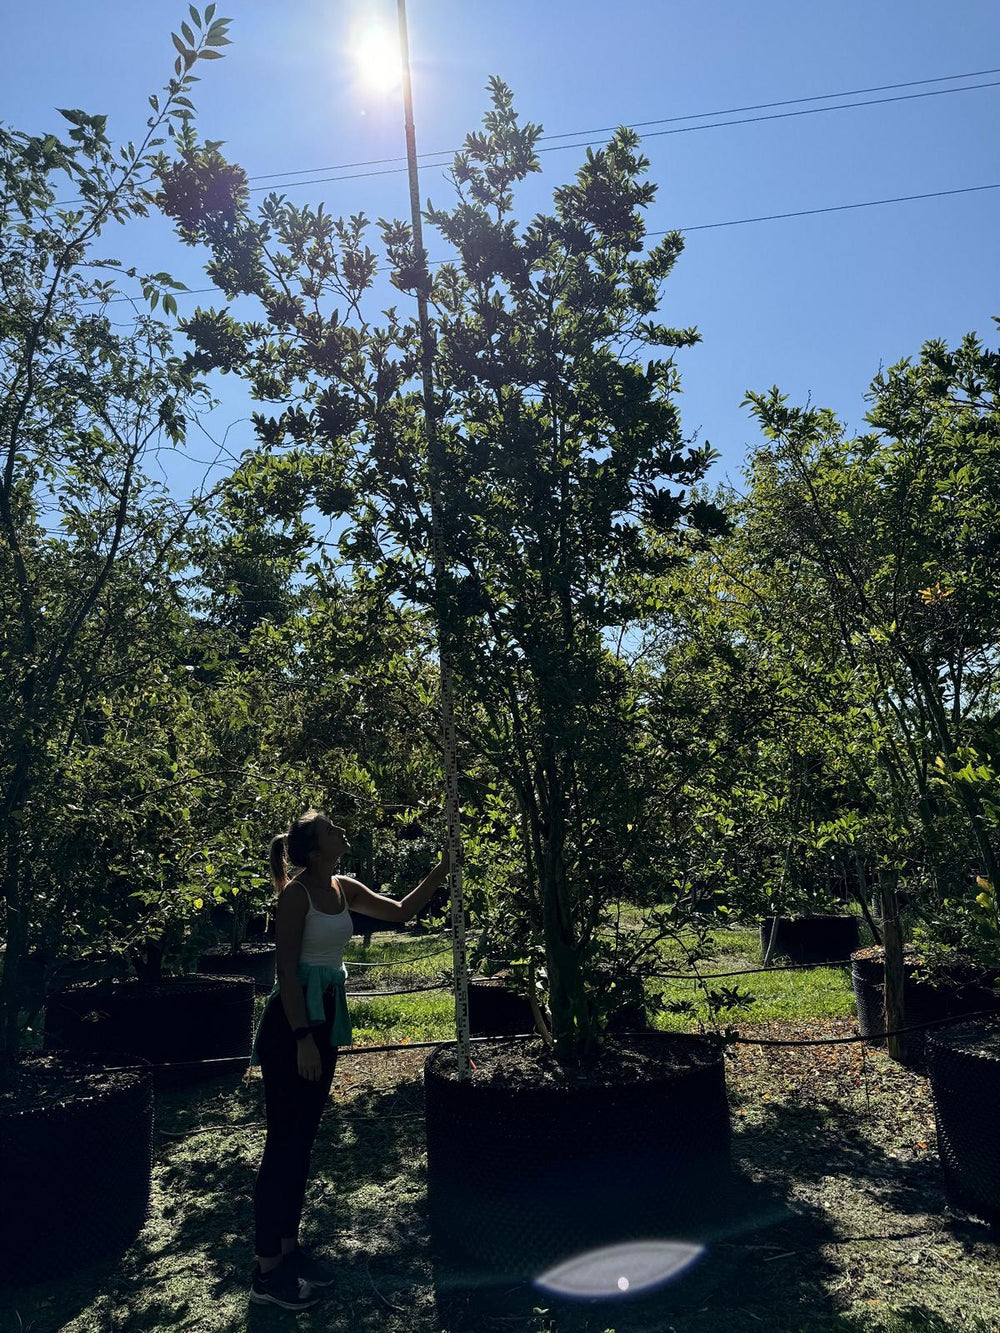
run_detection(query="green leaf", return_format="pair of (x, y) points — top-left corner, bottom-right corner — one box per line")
(171, 32), (187, 57)
(205, 2), (216, 19)
(189, 4), (202, 26)
(199, 48), (224, 58)
(181, 20), (195, 44)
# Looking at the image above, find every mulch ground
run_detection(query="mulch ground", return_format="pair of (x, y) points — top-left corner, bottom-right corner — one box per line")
(1, 1019), (998, 1333)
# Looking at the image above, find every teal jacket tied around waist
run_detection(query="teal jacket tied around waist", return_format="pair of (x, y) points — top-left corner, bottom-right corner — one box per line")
(250, 962), (352, 1064)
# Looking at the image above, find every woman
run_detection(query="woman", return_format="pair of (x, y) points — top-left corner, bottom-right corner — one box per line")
(249, 808), (449, 1310)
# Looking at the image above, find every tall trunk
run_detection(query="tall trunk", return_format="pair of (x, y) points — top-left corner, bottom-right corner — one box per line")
(0, 735), (36, 1070)
(538, 746), (594, 1062)
(0, 838), (28, 1071)
(851, 855), (882, 946)
(879, 868), (906, 1063)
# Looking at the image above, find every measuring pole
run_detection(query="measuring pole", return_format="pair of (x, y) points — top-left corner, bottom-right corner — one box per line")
(396, 0), (471, 1079)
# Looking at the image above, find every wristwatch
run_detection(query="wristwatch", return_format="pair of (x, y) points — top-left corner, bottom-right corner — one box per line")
(293, 1026), (312, 1041)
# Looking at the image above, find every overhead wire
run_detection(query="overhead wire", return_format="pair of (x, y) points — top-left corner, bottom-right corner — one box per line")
(53, 66), (1000, 203)
(244, 77), (1000, 193)
(82, 180), (1000, 310)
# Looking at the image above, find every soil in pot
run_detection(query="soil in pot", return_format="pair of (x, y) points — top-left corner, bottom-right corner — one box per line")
(424, 1033), (732, 1277)
(0, 1054), (153, 1282)
(195, 942), (275, 993)
(927, 1020), (1000, 1227)
(43, 975), (254, 1086)
(760, 914), (860, 965)
(467, 976), (536, 1037)
(851, 947), (1000, 1067)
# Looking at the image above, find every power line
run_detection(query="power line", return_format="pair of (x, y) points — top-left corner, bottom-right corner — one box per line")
(84, 180), (1000, 307)
(246, 77), (1000, 194)
(245, 67), (1000, 186)
(53, 66), (1000, 206)
(657, 181), (1000, 235)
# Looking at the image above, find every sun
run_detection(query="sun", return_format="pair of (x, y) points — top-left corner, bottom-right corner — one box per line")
(353, 22), (399, 95)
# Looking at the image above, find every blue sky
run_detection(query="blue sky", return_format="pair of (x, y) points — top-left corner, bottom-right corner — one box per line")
(5, 1), (999, 495)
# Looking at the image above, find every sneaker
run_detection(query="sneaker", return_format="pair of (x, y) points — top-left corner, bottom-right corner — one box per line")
(250, 1260), (319, 1310)
(288, 1247), (337, 1288)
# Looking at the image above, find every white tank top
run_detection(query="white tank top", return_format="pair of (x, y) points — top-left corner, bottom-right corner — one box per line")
(294, 879), (354, 968)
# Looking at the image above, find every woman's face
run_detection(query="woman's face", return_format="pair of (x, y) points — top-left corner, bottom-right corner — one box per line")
(316, 820), (349, 862)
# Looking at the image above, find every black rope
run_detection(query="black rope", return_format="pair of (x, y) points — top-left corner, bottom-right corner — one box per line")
(346, 945), (454, 969)
(730, 1009), (998, 1047)
(138, 1011), (1000, 1144)
(347, 981), (449, 997)
(653, 956), (858, 980)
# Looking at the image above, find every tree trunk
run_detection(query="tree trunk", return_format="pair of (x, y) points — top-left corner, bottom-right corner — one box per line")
(879, 868), (906, 1062)
(538, 752), (594, 1062)
(851, 855), (882, 946)
(0, 838), (28, 1072)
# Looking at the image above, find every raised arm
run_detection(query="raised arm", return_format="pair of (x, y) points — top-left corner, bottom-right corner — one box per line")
(340, 851), (450, 924)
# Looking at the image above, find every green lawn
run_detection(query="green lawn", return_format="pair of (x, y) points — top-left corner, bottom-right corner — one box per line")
(650, 925), (859, 1030)
(339, 924), (861, 1041)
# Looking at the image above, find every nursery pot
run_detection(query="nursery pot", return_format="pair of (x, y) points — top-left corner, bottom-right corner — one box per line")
(467, 976), (536, 1037)
(851, 948), (999, 1067)
(196, 942), (276, 993)
(760, 914), (859, 965)
(927, 1020), (1000, 1226)
(424, 1033), (731, 1276)
(43, 974), (254, 1086)
(0, 1054), (153, 1283)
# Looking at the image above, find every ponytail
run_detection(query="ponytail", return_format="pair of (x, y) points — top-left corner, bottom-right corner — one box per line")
(269, 834), (289, 892)
(270, 808), (325, 892)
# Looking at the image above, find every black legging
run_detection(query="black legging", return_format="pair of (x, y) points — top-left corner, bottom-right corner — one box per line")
(253, 989), (339, 1258)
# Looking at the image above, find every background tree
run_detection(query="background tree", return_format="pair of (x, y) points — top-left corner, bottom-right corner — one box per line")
(730, 328), (1000, 973)
(0, 11), (231, 1068)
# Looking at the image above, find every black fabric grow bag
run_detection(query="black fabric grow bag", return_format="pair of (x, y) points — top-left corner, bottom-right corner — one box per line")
(424, 1033), (731, 1275)
(851, 949), (999, 1067)
(196, 943), (276, 993)
(467, 978), (535, 1037)
(759, 915), (859, 964)
(0, 1055), (153, 1282)
(43, 975), (254, 1086)
(927, 1020), (1000, 1227)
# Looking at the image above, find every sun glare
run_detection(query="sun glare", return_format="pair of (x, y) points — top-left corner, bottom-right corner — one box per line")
(353, 23), (399, 95)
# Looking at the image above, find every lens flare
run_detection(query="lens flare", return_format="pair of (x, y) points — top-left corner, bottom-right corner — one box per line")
(352, 23), (399, 95)
(536, 1239), (705, 1300)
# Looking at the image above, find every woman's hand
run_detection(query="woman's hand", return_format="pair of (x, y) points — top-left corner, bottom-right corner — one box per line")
(296, 1033), (322, 1082)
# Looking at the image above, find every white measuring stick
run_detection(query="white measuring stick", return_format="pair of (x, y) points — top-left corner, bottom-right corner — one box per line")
(397, 0), (471, 1078)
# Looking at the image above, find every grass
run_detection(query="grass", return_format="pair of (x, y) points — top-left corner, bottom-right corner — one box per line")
(650, 925), (860, 1030)
(3, 924), (999, 1333)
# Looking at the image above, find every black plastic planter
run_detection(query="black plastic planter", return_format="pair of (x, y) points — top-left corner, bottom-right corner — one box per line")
(196, 943), (276, 993)
(467, 977), (536, 1037)
(851, 948), (999, 1067)
(424, 1033), (731, 1276)
(43, 975), (254, 1086)
(0, 1054), (153, 1282)
(760, 914), (859, 965)
(927, 1020), (1000, 1226)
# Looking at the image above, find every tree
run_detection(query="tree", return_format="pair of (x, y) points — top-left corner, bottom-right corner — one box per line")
(0, 11), (231, 1068)
(158, 79), (729, 1061)
(735, 328), (1000, 972)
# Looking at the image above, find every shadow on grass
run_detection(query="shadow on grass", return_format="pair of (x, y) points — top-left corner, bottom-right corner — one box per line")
(428, 1092), (994, 1333)
(1, 1067), (995, 1333)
